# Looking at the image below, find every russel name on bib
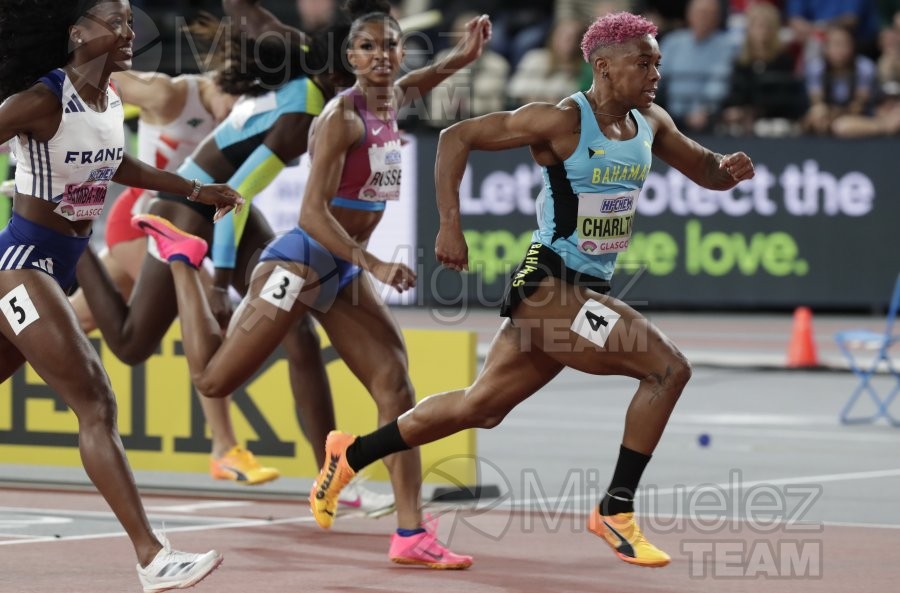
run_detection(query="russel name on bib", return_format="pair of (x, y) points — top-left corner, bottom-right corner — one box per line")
(359, 139), (402, 202)
(575, 190), (638, 254)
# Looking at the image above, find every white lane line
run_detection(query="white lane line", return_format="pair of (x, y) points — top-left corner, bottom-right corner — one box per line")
(507, 467), (900, 507)
(0, 532), (58, 541)
(0, 515), (317, 546)
(144, 501), (251, 513)
(502, 417), (900, 443)
(0, 506), (251, 524)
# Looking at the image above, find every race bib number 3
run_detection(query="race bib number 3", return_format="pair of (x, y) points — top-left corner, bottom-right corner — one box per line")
(576, 190), (638, 255)
(570, 299), (619, 348)
(260, 265), (305, 312)
(1, 284), (40, 335)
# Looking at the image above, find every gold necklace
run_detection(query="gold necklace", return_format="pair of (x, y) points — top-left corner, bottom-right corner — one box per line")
(593, 109), (629, 118)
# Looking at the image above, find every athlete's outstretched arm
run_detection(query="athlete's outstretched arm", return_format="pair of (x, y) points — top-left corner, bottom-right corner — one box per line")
(433, 102), (567, 271)
(395, 14), (491, 105)
(113, 154), (243, 216)
(110, 71), (180, 119)
(648, 103), (754, 190)
(222, 0), (306, 45)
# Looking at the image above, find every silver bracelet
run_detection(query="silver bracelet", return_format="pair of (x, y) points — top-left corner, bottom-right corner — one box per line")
(187, 179), (202, 201)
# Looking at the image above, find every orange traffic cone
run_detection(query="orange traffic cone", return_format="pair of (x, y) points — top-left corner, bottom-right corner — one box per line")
(787, 306), (818, 368)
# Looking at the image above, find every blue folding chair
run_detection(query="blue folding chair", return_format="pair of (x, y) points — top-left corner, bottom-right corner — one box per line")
(835, 272), (900, 425)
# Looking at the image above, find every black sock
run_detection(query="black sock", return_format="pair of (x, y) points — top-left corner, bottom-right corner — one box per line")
(599, 445), (652, 515)
(345, 419), (411, 472)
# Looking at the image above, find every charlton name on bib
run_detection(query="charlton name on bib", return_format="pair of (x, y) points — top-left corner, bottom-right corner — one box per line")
(576, 190), (638, 254)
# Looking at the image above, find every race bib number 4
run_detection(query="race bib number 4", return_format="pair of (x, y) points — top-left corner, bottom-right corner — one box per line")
(570, 299), (619, 348)
(576, 190), (638, 254)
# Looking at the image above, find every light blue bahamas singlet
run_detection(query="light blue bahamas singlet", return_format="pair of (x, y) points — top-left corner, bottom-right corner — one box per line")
(533, 91), (655, 281)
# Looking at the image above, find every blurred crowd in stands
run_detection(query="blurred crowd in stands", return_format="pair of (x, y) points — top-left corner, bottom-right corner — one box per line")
(143, 0), (900, 138)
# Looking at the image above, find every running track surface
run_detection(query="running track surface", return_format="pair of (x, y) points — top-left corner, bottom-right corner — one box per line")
(2, 311), (899, 591)
(0, 487), (895, 593)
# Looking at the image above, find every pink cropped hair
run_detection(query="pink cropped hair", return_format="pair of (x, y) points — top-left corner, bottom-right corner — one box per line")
(580, 12), (658, 62)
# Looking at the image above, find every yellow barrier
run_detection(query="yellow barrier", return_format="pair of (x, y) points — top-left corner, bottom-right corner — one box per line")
(0, 325), (477, 485)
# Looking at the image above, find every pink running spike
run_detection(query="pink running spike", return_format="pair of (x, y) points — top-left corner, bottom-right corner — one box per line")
(132, 214), (208, 268)
(388, 518), (473, 569)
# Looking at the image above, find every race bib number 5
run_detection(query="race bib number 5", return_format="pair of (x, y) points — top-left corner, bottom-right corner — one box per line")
(1, 284), (40, 335)
(576, 190), (638, 255)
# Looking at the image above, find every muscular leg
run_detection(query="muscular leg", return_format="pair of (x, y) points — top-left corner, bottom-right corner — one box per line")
(169, 258), (316, 399)
(344, 277), (689, 482)
(281, 314), (334, 467)
(0, 332), (26, 381)
(315, 274), (440, 529)
(0, 271), (160, 565)
(69, 244), (138, 333)
(231, 212), (334, 466)
(511, 278), (692, 454)
(397, 319), (564, 445)
(109, 236), (149, 281)
(77, 200), (248, 465)
(75, 200), (210, 365)
(321, 277), (683, 566)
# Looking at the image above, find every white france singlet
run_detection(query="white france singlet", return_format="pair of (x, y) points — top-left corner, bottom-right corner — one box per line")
(12, 68), (124, 221)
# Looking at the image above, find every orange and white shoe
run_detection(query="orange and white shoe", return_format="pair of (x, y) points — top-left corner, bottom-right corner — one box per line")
(309, 431), (357, 529)
(588, 509), (671, 567)
(209, 446), (280, 486)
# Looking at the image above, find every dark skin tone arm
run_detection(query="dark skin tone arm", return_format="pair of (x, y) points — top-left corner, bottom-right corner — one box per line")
(434, 102), (576, 270)
(298, 99), (367, 266)
(0, 85), (242, 235)
(0, 86), (64, 144)
(299, 98), (415, 292)
(221, 0), (307, 46)
(434, 98), (754, 271)
(113, 153), (240, 220)
(647, 102), (753, 190)
(395, 15), (491, 106)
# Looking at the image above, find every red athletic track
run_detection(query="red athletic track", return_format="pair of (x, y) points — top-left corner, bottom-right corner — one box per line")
(0, 487), (891, 593)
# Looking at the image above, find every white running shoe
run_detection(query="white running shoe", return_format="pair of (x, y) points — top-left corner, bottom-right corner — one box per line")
(136, 536), (222, 593)
(338, 474), (396, 518)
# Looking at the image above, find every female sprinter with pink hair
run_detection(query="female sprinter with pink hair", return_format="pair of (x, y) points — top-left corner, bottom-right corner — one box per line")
(309, 11), (755, 568)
